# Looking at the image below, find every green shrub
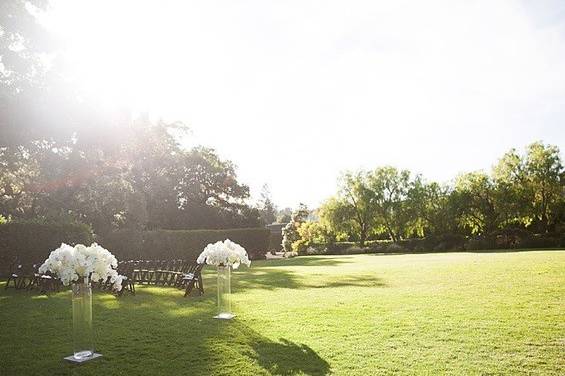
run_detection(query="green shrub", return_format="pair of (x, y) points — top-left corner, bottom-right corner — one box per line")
(100, 228), (270, 261)
(465, 231), (561, 251)
(560, 233), (565, 248)
(318, 242), (373, 255)
(490, 228), (533, 249)
(297, 230), (561, 256)
(325, 242), (355, 254)
(382, 243), (400, 252)
(525, 234), (560, 249)
(464, 236), (496, 251)
(292, 221), (332, 255)
(422, 233), (466, 251)
(0, 221), (94, 274)
(341, 246), (368, 255)
(305, 246), (327, 255)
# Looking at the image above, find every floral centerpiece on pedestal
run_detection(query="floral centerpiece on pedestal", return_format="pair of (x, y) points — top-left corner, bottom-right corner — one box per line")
(197, 239), (251, 319)
(39, 243), (124, 361)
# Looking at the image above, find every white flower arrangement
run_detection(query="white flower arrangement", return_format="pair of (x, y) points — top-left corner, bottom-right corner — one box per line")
(197, 239), (251, 269)
(39, 243), (124, 291)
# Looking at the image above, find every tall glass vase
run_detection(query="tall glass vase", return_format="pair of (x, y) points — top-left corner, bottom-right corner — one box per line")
(72, 276), (94, 360)
(214, 265), (234, 319)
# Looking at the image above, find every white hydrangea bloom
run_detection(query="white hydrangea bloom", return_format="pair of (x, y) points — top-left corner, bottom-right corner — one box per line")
(39, 243), (124, 291)
(197, 239), (251, 269)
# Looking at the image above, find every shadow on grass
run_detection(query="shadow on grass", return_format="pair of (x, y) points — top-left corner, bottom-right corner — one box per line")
(232, 267), (386, 291)
(250, 338), (330, 376)
(0, 255), (372, 374)
(222, 255), (385, 292)
(0, 284), (331, 375)
(308, 274), (386, 289)
(259, 256), (355, 267)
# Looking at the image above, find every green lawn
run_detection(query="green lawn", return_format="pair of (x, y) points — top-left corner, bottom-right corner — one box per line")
(0, 251), (564, 375)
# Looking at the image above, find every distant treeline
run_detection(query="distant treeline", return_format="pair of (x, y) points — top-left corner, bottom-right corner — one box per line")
(283, 142), (564, 253)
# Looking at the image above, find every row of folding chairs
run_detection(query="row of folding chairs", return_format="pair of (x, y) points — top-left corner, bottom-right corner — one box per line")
(4, 260), (131, 296)
(3, 258), (204, 297)
(121, 259), (204, 297)
(4, 262), (61, 293)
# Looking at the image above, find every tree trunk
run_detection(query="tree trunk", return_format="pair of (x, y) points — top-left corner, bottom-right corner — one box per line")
(384, 222), (397, 242)
(540, 188), (548, 233)
(359, 224), (367, 247)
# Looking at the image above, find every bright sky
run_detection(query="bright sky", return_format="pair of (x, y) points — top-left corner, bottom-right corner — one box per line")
(41, 0), (565, 209)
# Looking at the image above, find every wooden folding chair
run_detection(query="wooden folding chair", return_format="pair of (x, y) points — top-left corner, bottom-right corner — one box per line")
(135, 260), (153, 285)
(117, 261), (136, 296)
(5, 261), (25, 290)
(154, 260), (170, 286)
(173, 260), (193, 287)
(164, 260), (184, 286)
(26, 264), (42, 291)
(27, 263), (60, 294)
(183, 263), (204, 297)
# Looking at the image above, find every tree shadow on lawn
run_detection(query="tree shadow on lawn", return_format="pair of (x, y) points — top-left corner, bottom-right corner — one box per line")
(212, 255), (386, 292)
(131, 292), (331, 375)
(249, 338), (330, 376)
(229, 267), (387, 291)
(120, 269), (385, 298)
(0, 285), (331, 375)
(258, 256), (355, 268)
(307, 274), (387, 289)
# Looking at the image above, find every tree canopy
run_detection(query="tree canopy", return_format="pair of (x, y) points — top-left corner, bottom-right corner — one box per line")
(0, 3), (263, 233)
(319, 142), (564, 245)
(0, 120), (261, 234)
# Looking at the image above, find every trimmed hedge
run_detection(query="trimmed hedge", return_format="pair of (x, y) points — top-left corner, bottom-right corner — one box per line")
(268, 233), (283, 252)
(0, 221), (94, 275)
(100, 228), (271, 261)
(310, 231), (563, 255)
(465, 231), (565, 251)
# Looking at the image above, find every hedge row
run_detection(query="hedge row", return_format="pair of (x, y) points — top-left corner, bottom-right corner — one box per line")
(268, 233), (283, 252)
(0, 223), (270, 278)
(304, 231), (565, 255)
(100, 228), (271, 261)
(0, 222), (94, 273)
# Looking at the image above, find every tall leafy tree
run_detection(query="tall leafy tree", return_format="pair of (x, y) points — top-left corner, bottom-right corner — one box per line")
(454, 171), (502, 235)
(492, 148), (528, 227)
(174, 146), (259, 229)
(367, 166), (413, 242)
(523, 142), (563, 232)
(320, 168), (418, 244)
(282, 204), (309, 252)
(277, 207), (292, 223)
(0, 0), (51, 90)
(319, 197), (361, 244)
(319, 172), (379, 246)
(492, 142), (564, 232)
(407, 179), (458, 236)
(257, 184), (277, 225)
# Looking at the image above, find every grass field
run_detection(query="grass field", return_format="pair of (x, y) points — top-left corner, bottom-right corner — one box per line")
(0, 250), (564, 375)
